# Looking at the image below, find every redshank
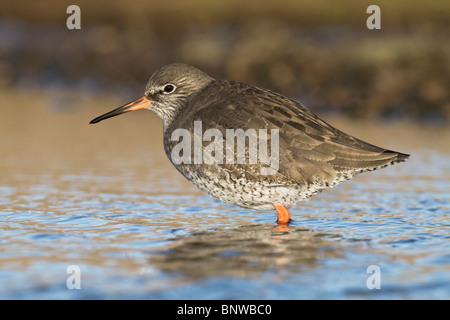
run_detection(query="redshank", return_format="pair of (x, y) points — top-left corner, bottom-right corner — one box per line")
(90, 63), (409, 225)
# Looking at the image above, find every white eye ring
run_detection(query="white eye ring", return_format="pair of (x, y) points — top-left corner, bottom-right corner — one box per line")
(162, 84), (176, 94)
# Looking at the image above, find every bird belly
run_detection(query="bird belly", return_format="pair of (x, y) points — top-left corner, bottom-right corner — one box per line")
(172, 163), (324, 210)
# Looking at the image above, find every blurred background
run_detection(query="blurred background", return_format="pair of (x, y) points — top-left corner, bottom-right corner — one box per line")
(1, 0), (449, 121)
(0, 0), (449, 299)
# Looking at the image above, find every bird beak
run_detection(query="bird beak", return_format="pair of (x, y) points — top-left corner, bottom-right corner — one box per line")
(89, 96), (151, 124)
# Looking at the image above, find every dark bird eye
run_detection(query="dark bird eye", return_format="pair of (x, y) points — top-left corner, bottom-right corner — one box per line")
(162, 84), (176, 94)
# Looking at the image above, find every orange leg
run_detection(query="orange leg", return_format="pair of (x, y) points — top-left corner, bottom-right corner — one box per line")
(272, 202), (291, 226)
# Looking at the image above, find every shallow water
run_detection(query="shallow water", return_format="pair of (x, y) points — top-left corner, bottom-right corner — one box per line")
(0, 88), (449, 299)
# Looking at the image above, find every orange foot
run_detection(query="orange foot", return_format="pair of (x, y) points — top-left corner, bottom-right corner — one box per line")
(272, 202), (291, 226)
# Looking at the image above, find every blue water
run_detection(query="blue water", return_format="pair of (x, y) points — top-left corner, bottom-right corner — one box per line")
(0, 103), (448, 299)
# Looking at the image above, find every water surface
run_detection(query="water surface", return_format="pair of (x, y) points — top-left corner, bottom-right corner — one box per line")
(0, 88), (449, 299)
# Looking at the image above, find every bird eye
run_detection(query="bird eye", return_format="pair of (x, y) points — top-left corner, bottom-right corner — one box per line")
(162, 84), (176, 94)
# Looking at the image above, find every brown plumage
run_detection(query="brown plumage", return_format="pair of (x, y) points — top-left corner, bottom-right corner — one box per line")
(90, 63), (409, 221)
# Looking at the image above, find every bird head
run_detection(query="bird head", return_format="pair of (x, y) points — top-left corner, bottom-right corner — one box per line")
(89, 63), (214, 126)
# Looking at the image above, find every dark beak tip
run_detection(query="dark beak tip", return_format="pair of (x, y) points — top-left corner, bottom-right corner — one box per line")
(89, 116), (102, 124)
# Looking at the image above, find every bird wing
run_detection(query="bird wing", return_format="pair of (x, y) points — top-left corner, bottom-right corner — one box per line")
(168, 80), (408, 187)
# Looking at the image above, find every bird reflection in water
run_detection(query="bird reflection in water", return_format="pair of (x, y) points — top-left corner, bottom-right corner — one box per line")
(149, 223), (342, 280)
